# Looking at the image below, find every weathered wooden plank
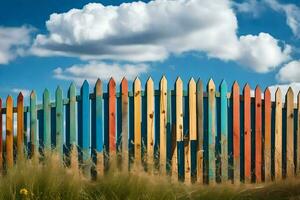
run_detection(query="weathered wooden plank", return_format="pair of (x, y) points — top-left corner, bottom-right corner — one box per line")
(196, 79), (204, 183)
(17, 93), (24, 158)
(55, 87), (64, 156)
(69, 83), (77, 147)
(220, 80), (228, 183)
(0, 98), (2, 170)
(297, 92), (300, 175)
(275, 88), (282, 180)
(121, 78), (128, 172)
(108, 78), (116, 154)
(243, 84), (251, 183)
(81, 80), (90, 161)
(232, 81), (240, 184)
(160, 76), (167, 175)
(264, 88), (271, 182)
(30, 91), (38, 157)
(255, 86), (262, 183)
(93, 79), (104, 175)
(146, 77), (155, 173)
(208, 79), (216, 184)
(186, 78), (196, 183)
(43, 89), (51, 150)
(286, 87), (294, 178)
(134, 77), (142, 166)
(6, 96), (14, 168)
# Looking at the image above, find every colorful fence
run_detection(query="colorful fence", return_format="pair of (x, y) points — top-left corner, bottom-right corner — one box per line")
(1, 77), (300, 184)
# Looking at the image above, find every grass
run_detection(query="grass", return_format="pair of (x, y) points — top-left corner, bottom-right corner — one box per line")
(1, 153), (300, 200)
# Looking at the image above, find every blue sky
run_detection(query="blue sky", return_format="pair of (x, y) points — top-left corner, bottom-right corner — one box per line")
(0, 0), (300, 103)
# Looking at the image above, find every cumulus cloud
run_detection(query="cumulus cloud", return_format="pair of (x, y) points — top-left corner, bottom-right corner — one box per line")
(31, 0), (290, 73)
(276, 60), (300, 83)
(53, 61), (149, 85)
(232, 0), (262, 17)
(0, 26), (33, 64)
(265, 0), (300, 38)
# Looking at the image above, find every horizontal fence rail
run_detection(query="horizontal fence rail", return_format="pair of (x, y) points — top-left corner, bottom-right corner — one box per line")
(1, 77), (300, 184)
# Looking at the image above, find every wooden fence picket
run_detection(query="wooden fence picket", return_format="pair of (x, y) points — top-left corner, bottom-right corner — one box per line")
(17, 93), (24, 157)
(208, 79), (216, 184)
(108, 78), (116, 154)
(55, 87), (63, 156)
(243, 84), (251, 183)
(275, 88), (282, 180)
(264, 88), (271, 182)
(6, 96), (13, 168)
(297, 92), (300, 175)
(30, 91), (38, 157)
(286, 87), (294, 178)
(255, 86), (262, 183)
(80, 81), (90, 161)
(43, 89), (51, 149)
(146, 77), (154, 173)
(0, 98), (2, 170)
(196, 79), (204, 183)
(134, 78), (142, 166)
(232, 81), (240, 184)
(175, 77), (183, 180)
(160, 76), (167, 175)
(220, 80), (228, 183)
(121, 78), (128, 172)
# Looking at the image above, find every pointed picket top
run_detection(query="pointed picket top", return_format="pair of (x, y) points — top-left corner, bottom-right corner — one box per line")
(56, 86), (62, 95)
(81, 80), (89, 90)
(243, 83), (250, 92)
(121, 77), (128, 86)
(255, 85), (262, 95)
(160, 75), (167, 85)
(17, 92), (23, 101)
(189, 77), (196, 85)
(146, 76), (154, 88)
(94, 79), (102, 96)
(30, 90), (36, 98)
(175, 77), (183, 89)
(275, 87), (282, 101)
(298, 90), (300, 100)
(264, 87), (271, 97)
(134, 77), (141, 89)
(108, 77), (116, 88)
(146, 76), (153, 83)
(43, 88), (49, 97)
(197, 78), (203, 87)
(220, 79), (227, 90)
(287, 87), (294, 97)
(208, 78), (215, 88)
(6, 95), (13, 104)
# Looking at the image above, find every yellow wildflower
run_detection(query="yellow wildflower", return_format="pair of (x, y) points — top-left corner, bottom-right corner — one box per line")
(19, 188), (29, 196)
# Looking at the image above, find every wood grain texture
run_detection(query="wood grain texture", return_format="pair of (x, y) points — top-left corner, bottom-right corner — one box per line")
(255, 86), (262, 183)
(55, 87), (64, 156)
(160, 76), (167, 175)
(286, 87), (294, 178)
(220, 80), (228, 183)
(6, 96), (13, 168)
(264, 88), (271, 182)
(243, 84), (251, 183)
(17, 93), (24, 157)
(208, 79), (216, 184)
(275, 88), (282, 180)
(68, 83), (77, 147)
(43, 89), (51, 149)
(232, 81), (240, 184)
(196, 79), (204, 184)
(108, 78), (116, 153)
(297, 92), (300, 175)
(0, 98), (2, 170)
(133, 77), (142, 166)
(146, 77), (154, 173)
(30, 91), (38, 157)
(121, 78), (128, 172)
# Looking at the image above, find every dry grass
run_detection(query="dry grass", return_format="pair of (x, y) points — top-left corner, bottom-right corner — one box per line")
(1, 152), (300, 200)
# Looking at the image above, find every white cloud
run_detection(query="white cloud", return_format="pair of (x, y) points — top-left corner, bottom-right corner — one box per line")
(11, 88), (31, 98)
(238, 33), (291, 73)
(276, 60), (300, 83)
(53, 61), (149, 85)
(0, 26), (33, 64)
(266, 0), (300, 38)
(232, 0), (262, 17)
(31, 0), (290, 73)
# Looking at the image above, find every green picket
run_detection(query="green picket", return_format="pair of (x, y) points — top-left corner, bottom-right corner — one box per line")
(56, 86), (64, 156)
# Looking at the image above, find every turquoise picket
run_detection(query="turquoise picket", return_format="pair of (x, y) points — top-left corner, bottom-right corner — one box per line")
(56, 86), (64, 156)
(30, 91), (38, 156)
(220, 80), (228, 182)
(68, 83), (77, 147)
(208, 79), (216, 184)
(80, 80), (90, 161)
(95, 79), (103, 152)
(43, 89), (51, 149)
